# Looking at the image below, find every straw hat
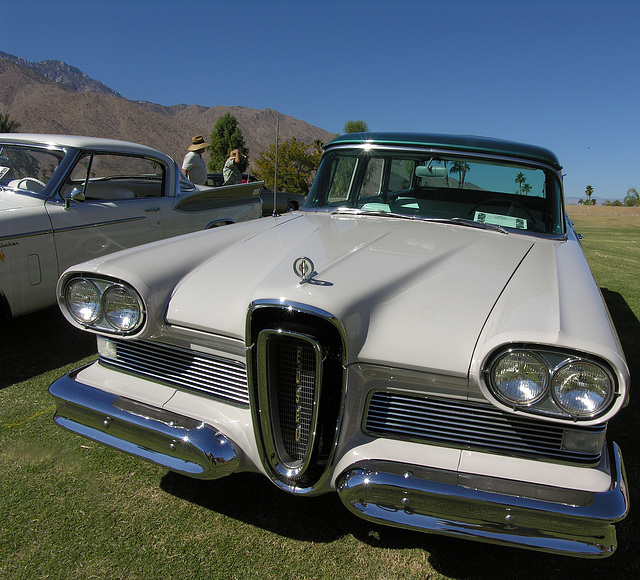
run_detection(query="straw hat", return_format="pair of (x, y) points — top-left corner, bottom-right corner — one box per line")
(188, 135), (209, 151)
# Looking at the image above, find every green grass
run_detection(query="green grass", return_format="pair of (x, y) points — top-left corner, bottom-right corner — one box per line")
(2, 215), (639, 579)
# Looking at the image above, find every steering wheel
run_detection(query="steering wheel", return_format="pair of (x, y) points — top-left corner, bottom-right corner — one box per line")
(9, 177), (47, 192)
(468, 197), (538, 228)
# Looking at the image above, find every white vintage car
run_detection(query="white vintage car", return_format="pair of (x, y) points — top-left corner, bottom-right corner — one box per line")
(49, 133), (629, 557)
(0, 134), (262, 318)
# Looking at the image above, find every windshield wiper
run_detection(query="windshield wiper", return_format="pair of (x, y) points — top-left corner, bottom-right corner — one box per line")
(421, 217), (508, 234)
(332, 207), (417, 220)
(333, 208), (508, 233)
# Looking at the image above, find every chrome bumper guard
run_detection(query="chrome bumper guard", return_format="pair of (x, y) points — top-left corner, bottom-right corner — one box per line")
(49, 367), (240, 480)
(336, 446), (629, 558)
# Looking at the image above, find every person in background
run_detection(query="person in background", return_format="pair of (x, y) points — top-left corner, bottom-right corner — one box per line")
(182, 136), (209, 185)
(223, 149), (244, 185)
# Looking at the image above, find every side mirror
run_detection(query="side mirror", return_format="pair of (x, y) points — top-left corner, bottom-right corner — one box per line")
(64, 187), (85, 209)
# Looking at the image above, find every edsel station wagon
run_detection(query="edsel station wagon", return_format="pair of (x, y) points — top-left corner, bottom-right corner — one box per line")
(49, 133), (629, 557)
(0, 134), (262, 318)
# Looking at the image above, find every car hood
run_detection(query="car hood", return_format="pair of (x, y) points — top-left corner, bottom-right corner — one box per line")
(0, 188), (45, 212)
(166, 213), (535, 376)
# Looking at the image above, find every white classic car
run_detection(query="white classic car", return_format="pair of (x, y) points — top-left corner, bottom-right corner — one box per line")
(0, 134), (262, 318)
(49, 133), (629, 558)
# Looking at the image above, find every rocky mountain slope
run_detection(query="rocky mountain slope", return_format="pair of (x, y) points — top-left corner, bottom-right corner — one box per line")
(0, 51), (122, 98)
(0, 55), (335, 166)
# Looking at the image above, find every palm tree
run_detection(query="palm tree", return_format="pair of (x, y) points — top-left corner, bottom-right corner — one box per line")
(450, 161), (470, 188)
(515, 172), (526, 194)
(624, 187), (639, 207)
(522, 183), (532, 195)
(585, 185), (595, 206)
(0, 113), (21, 133)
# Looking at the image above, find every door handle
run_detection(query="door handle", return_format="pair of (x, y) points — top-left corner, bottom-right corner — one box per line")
(145, 207), (161, 213)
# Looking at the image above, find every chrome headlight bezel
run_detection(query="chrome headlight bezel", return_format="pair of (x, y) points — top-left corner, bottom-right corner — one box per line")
(62, 276), (145, 335)
(485, 346), (617, 420)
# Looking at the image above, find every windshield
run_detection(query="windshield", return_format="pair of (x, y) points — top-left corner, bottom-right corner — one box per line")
(306, 147), (565, 235)
(0, 144), (65, 195)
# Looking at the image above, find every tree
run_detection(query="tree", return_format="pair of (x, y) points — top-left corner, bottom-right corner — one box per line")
(450, 161), (470, 188)
(343, 120), (369, 134)
(207, 113), (248, 172)
(253, 137), (322, 194)
(579, 185), (596, 205)
(624, 187), (640, 207)
(0, 113), (21, 133)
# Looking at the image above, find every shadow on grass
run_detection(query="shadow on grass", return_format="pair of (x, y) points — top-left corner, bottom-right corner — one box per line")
(161, 463), (638, 579)
(0, 305), (95, 389)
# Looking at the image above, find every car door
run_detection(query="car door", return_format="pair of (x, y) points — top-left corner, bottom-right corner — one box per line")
(46, 151), (167, 274)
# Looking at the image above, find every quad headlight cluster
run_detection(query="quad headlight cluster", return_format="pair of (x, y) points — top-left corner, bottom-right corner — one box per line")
(486, 347), (615, 420)
(62, 277), (145, 334)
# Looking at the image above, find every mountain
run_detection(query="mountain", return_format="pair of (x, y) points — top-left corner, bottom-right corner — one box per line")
(0, 56), (335, 166)
(0, 51), (122, 98)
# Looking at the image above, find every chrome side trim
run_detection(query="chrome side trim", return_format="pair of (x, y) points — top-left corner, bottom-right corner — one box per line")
(336, 443), (628, 558)
(49, 215), (148, 233)
(49, 367), (240, 479)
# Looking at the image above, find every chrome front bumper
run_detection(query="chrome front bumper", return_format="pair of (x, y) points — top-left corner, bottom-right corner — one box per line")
(336, 449), (629, 558)
(49, 366), (240, 480)
(50, 366), (629, 558)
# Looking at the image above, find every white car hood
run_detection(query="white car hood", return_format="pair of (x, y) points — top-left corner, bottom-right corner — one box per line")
(167, 213), (536, 376)
(0, 188), (44, 212)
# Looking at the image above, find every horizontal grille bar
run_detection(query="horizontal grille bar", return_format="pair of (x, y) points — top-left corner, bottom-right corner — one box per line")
(365, 391), (604, 464)
(101, 339), (249, 406)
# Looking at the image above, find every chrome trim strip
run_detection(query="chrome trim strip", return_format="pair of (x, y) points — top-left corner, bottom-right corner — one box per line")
(336, 443), (629, 558)
(326, 142), (564, 178)
(0, 216), (147, 243)
(50, 215), (148, 233)
(49, 367), (240, 479)
(0, 229), (53, 243)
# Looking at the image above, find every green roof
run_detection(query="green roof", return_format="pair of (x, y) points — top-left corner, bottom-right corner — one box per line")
(325, 132), (562, 170)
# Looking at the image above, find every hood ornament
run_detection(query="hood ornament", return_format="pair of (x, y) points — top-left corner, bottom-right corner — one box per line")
(293, 256), (316, 284)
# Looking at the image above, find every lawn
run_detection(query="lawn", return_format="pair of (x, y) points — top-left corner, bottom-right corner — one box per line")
(1, 212), (639, 579)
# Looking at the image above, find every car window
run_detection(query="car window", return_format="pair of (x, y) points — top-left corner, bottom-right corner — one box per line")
(61, 153), (166, 200)
(327, 156), (359, 205)
(307, 148), (564, 235)
(0, 144), (64, 195)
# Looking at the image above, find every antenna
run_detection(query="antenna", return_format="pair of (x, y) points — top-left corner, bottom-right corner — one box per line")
(273, 115), (279, 217)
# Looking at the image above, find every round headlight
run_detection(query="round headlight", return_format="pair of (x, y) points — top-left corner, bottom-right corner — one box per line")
(552, 362), (612, 417)
(65, 279), (101, 324)
(102, 285), (142, 331)
(491, 351), (548, 406)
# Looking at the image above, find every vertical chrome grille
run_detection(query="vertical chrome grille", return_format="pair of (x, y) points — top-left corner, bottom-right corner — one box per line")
(258, 330), (322, 471)
(248, 301), (346, 492)
(275, 336), (318, 462)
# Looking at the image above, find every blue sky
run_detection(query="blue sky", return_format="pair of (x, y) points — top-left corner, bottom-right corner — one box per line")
(2, 0), (638, 200)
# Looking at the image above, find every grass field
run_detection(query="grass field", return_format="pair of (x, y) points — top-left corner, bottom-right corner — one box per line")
(1, 211), (639, 579)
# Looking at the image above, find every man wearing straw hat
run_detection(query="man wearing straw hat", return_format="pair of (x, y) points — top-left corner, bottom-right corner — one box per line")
(182, 135), (209, 185)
